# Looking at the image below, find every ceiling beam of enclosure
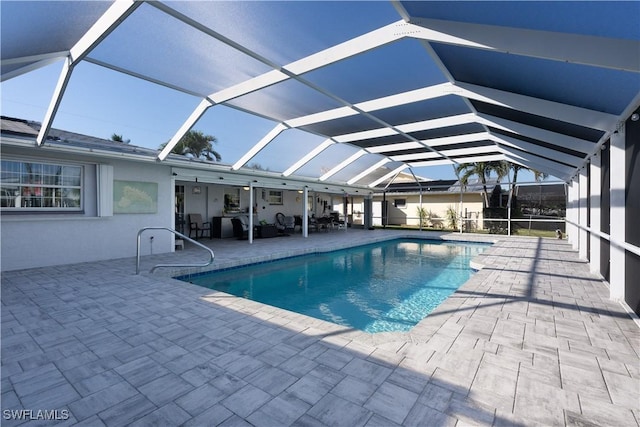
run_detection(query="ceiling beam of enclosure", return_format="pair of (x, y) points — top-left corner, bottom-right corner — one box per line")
(408, 18), (640, 73)
(158, 10), (628, 169)
(36, 0), (141, 147)
(4, 1), (638, 186)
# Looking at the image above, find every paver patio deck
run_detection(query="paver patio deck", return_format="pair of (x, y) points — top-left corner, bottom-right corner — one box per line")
(2, 229), (639, 426)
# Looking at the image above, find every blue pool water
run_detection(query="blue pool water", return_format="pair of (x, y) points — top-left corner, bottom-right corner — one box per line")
(182, 239), (488, 333)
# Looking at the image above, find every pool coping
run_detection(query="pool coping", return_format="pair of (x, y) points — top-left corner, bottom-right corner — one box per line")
(174, 235), (492, 280)
(157, 232), (501, 279)
(155, 232), (507, 348)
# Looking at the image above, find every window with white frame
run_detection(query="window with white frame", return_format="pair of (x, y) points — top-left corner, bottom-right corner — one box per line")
(267, 190), (283, 205)
(224, 188), (241, 213)
(1, 159), (82, 210)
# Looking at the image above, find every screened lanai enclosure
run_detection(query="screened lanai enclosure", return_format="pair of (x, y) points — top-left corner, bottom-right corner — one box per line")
(2, 1), (639, 314)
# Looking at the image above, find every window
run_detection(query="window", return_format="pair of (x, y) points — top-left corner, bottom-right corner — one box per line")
(224, 188), (241, 213)
(394, 198), (406, 208)
(268, 190), (283, 205)
(1, 159), (82, 210)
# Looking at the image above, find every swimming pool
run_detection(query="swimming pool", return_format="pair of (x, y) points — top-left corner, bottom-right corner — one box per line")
(182, 239), (488, 333)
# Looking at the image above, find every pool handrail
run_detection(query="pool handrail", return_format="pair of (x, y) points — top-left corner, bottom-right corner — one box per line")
(136, 227), (215, 274)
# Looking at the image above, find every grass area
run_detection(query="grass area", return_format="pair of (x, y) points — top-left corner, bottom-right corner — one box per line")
(512, 229), (558, 238)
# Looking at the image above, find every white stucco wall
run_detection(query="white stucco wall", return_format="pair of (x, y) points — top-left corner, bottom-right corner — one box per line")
(1, 155), (173, 271)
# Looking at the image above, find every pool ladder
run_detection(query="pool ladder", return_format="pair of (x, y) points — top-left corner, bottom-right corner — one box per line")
(136, 227), (215, 274)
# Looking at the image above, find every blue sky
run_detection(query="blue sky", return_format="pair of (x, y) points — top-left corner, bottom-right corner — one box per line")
(1, 58), (468, 181)
(1, 0), (577, 185)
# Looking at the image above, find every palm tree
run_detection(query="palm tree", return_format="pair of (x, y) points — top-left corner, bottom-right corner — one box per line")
(506, 162), (548, 210)
(160, 130), (221, 161)
(509, 163), (547, 187)
(455, 161), (507, 207)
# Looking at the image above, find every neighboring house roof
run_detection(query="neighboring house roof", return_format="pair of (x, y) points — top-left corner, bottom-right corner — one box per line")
(1, 116), (162, 158)
(377, 178), (498, 195)
(0, 117), (39, 137)
(515, 183), (566, 203)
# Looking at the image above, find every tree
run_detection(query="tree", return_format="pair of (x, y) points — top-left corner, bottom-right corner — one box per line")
(446, 206), (458, 230)
(454, 161), (507, 207)
(503, 163), (549, 219)
(509, 163), (547, 188)
(506, 163), (548, 208)
(160, 130), (221, 161)
(110, 133), (130, 144)
(247, 162), (269, 171)
(416, 206), (432, 228)
(489, 184), (503, 208)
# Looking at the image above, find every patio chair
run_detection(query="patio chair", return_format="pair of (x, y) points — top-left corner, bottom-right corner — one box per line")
(316, 216), (333, 232)
(231, 216), (249, 240)
(308, 215), (318, 233)
(188, 213), (211, 239)
(275, 212), (295, 234)
(293, 215), (318, 233)
(330, 212), (346, 230)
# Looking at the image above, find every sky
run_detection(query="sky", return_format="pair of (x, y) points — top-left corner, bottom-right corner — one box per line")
(0, 0), (572, 185)
(1, 59), (549, 184)
(1, 58), (470, 182)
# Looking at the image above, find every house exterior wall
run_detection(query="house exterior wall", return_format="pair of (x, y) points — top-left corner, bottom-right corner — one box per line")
(180, 184), (339, 230)
(1, 149), (173, 271)
(255, 189), (306, 222)
(372, 193), (484, 229)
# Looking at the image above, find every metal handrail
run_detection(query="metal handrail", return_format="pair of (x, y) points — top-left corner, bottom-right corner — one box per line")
(565, 218), (640, 258)
(136, 227), (215, 274)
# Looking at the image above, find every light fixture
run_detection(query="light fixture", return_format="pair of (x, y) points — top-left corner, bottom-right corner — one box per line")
(297, 190), (303, 194)
(631, 113), (640, 122)
(243, 186), (250, 191)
